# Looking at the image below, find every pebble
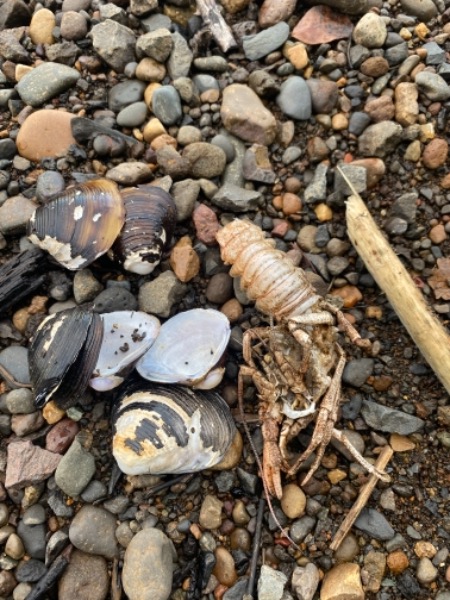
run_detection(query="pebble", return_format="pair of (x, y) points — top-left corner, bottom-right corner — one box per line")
(152, 86), (182, 125)
(106, 162), (153, 185)
(136, 28), (173, 63)
(243, 22), (290, 61)
(422, 138), (448, 169)
(16, 520), (46, 560)
(172, 179), (200, 221)
(221, 84), (277, 145)
(122, 528), (175, 600)
(355, 508), (395, 540)
(5, 533), (24, 560)
(59, 550), (109, 600)
(15, 559), (47, 583)
(199, 495), (223, 530)
(243, 144), (275, 183)
(61, 11), (88, 40)
(16, 63), (80, 107)
(136, 57), (166, 82)
(192, 203), (219, 244)
(29, 8), (56, 44)
(258, 565), (287, 600)
(353, 12), (387, 48)
(414, 541), (437, 558)
(320, 563), (364, 600)
(415, 71), (450, 101)
(334, 534), (360, 563)
(276, 77), (312, 121)
(280, 484), (306, 519)
(213, 546), (237, 587)
(92, 287), (138, 312)
(416, 557), (438, 584)
(291, 563), (320, 600)
(342, 358), (374, 388)
(89, 20), (136, 73)
(387, 550), (409, 574)
(169, 236), (200, 282)
(6, 389), (34, 414)
(361, 399), (424, 434)
(362, 551), (386, 593)
(109, 80), (146, 112)
(54, 438), (96, 497)
(358, 121), (403, 157)
(400, 0), (438, 20)
(183, 142), (227, 178)
(69, 505), (118, 559)
(212, 183), (262, 212)
(5, 440), (61, 489)
(73, 269), (103, 304)
(0, 195), (37, 235)
(46, 418), (79, 454)
(289, 516), (316, 543)
(117, 101), (148, 127)
(167, 32), (193, 80)
(138, 271), (187, 317)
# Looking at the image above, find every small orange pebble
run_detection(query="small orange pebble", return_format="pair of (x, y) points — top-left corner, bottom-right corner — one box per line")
(329, 285), (363, 308)
(150, 133), (177, 150)
(314, 203), (332, 222)
(343, 153), (353, 163)
(220, 299), (243, 324)
(281, 192), (302, 215)
(28, 295), (48, 314)
(189, 523), (202, 540)
(272, 195), (283, 210)
(42, 400), (66, 425)
(390, 433), (415, 452)
(365, 306), (383, 319)
(387, 550), (409, 575)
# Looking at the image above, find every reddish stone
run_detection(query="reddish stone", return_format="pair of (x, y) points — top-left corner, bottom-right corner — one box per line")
(193, 203), (220, 245)
(292, 5), (353, 45)
(422, 138), (448, 169)
(46, 418), (80, 454)
(5, 440), (61, 489)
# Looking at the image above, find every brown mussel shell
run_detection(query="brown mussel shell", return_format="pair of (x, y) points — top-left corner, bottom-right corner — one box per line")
(28, 179), (125, 270)
(30, 308), (103, 409)
(111, 185), (177, 275)
(111, 379), (238, 476)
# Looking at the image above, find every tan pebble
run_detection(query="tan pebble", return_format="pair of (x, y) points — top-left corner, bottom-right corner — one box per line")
(15, 65), (33, 82)
(150, 134), (177, 150)
(220, 299), (243, 323)
(429, 223), (447, 244)
(200, 89), (220, 103)
(232, 499), (250, 526)
(284, 177), (301, 194)
(169, 236), (200, 282)
(360, 56), (389, 77)
(327, 469), (347, 485)
(220, 0), (250, 13)
(42, 401), (66, 425)
(320, 563), (364, 600)
(280, 483), (306, 519)
(29, 296), (48, 314)
(144, 82), (161, 107)
(363, 550), (386, 594)
(12, 308), (30, 333)
(29, 8), (56, 45)
(330, 285), (363, 309)
(284, 42), (309, 70)
(370, 375), (393, 392)
(422, 138), (448, 169)
(331, 113), (348, 131)
(199, 495), (223, 530)
(387, 550), (409, 575)
(416, 557), (438, 584)
(399, 27), (412, 40)
(415, 23), (430, 40)
(213, 546), (237, 587)
(334, 534), (360, 563)
(16, 110), (76, 162)
(282, 192), (302, 215)
(390, 433), (415, 452)
(365, 306), (383, 319)
(136, 57), (166, 82)
(419, 123), (435, 142)
(414, 541), (437, 559)
(212, 431), (243, 471)
(395, 82), (419, 126)
(404, 140), (422, 162)
(142, 118), (166, 143)
(189, 523), (202, 540)
(316, 114), (332, 129)
(5, 533), (25, 560)
(315, 203), (333, 222)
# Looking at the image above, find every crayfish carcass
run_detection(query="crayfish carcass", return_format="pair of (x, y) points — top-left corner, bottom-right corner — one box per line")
(216, 219), (388, 499)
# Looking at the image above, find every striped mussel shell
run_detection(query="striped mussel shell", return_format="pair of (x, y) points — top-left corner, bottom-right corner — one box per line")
(111, 185), (177, 275)
(28, 179), (125, 270)
(30, 308), (160, 408)
(111, 380), (241, 476)
(136, 308), (231, 389)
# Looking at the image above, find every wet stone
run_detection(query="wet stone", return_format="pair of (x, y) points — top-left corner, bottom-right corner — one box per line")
(16, 63), (80, 107)
(15, 559), (47, 583)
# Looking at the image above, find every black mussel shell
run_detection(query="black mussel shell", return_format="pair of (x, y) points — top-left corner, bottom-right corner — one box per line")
(112, 185), (177, 275)
(30, 308), (103, 408)
(111, 379), (237, 475)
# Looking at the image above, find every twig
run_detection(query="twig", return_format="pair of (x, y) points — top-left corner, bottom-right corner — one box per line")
(329, 445), (393, 551)
(111, 558), (122, 600)
(341, 166), (450, 395)
(196, 0), (238, 53)
(25, 545), (73, 600)
(144, 473), (194, 498)
(246, 497), (265, 599)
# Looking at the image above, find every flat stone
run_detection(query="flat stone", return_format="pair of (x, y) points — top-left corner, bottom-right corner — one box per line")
(400, 0), (438, 21)
(122, 528), (175, 600)
(16, 110), (77, 162)
(5, 440), (61, 489)
(320, 563), (364, 600)
(0, 347), (30, 386)
(415, 71), (450, 102)
(212, 183), (262, 212)
(0, 195), (37, 234)
(355, 507), (395, 540)
(361, 399), (424, 434)
(358, 121), (403, 157)
(16, 63), (80, 107)
(243, 22), (290, 61)
(166, 31), (193, 80)
(59, 550), (109, 600)
(257, 564), (287, 600)
(69, 505), (118, 559)
(221, 84), (277, 145)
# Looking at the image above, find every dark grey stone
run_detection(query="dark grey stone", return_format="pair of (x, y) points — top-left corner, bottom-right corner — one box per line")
(342, 358), (374, 388)
(361, 399), (424, 434)
(355, 508), (395, 540)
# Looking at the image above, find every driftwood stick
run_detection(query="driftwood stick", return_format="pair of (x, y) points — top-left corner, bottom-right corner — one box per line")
(342, 169), (450, 396)
(196, 0), (238, 52)
(330, 445), (393, 551)
(25, 545), (73, 600)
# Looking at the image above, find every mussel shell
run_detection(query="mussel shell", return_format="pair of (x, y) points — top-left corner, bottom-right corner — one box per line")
(28, 179), (125, 270)
(90, 311), (161, 391)
(111, 380), (237, 475)
(112, 185), (177, 275)
(30, 308), (103, 408)
(136, 308), (230, 387)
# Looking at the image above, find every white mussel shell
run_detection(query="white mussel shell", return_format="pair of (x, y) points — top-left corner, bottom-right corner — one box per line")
(112, 382), (238, 475)
(136, 308), (230, 388)
(89, 311), (160, 391)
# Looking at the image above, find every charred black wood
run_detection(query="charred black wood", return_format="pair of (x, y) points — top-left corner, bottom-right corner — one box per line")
(25, 544), (72, 600)
(0, 248), (49, 315)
